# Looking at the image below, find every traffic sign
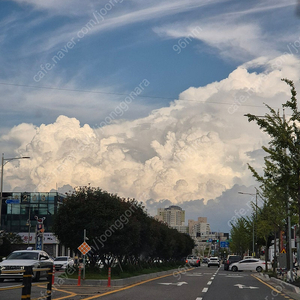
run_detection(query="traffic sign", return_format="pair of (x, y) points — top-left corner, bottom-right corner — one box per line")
(78, 241), (91, 255)
(281, 249), (286, 254)
(208, 238), (212, 242)
(5, 199), (20, 204)
(220, 241), (229, 248)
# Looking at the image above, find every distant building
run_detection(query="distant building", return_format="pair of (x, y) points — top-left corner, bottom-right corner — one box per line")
(188, 217), (229, 256)
(188, 217), (211, 238)
(157, 205), (185, 226)
(156, 205), (188, 233)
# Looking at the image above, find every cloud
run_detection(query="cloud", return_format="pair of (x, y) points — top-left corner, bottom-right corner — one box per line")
(2, 55), (299, 204)
(153, 0), (298, 61)
(146, 184), (259, 232)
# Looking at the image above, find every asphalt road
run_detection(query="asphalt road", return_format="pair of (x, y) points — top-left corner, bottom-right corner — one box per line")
(0, 265), (299, 300)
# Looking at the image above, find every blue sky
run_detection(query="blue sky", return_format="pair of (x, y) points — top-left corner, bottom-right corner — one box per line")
(1, 0), (300, 230)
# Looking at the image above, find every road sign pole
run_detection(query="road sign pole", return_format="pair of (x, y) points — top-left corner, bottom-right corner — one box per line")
(83, 229), (86, 280)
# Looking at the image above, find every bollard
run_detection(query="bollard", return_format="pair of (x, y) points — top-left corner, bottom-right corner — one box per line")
(107, 267), (111, 287)
(52, 264), (55, 285)
(47, 266), (53, 300)
(21, 266), (33, 300)
(77, 266), (81, 286)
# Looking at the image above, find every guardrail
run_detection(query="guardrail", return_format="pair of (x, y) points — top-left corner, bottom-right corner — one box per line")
(0, 266), (53, 300)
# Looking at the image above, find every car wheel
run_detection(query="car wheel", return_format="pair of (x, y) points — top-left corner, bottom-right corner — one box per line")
(232, 266), (238, 272)
(33, 271), (40, 282)
(208, 265), (210, 267)
(256, 266), (263, 272)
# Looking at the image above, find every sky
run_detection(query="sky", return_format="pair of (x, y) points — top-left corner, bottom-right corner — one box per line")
(1, 0), (300, 232)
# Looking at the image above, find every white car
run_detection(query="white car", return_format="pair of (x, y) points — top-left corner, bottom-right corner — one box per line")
(230, 258), (271, 272)
(53, 256), (74, 271)
(0, 250), (53, 282)
(208, 257), (220, 267)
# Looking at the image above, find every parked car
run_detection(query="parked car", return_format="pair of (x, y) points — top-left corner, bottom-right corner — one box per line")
(208, 257), (220, 267)
(224, 255), (242, 271)
(230, 258), (271, 272)
(0, 250), (53, 282)
(53, 256), (74, 271)
(186, 255), (201, 267)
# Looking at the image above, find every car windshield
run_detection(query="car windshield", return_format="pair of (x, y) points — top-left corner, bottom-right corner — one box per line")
(54, 257), (68, 261)
(7, 252), (38, 260)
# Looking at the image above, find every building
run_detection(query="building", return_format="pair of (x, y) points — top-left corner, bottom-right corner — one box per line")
(188, 217), (211, 238)
(0, 191), (66, 256)
(157, 205), (185, 226)
(156, 205), (188, 233)
(188, 217), (229, 256)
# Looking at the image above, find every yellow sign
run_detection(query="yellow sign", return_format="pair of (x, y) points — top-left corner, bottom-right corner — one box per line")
(281, 249), (286, 254)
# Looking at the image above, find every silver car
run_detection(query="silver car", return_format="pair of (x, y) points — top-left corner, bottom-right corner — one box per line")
(0, 250), (53, 282)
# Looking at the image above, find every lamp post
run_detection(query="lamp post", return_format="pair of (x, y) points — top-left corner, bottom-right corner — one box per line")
(238, 189), (258, 257)
(0, 153), (30, 228)
(26, 208), (31, 247)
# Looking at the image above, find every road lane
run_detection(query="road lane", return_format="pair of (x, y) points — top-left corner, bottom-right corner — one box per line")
(1, 267), (299, 300)
(93, 266), (220, 300)
(204, 269), (295, 300)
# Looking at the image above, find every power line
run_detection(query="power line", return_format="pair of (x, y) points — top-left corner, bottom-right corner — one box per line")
(0, 81), (272, 109)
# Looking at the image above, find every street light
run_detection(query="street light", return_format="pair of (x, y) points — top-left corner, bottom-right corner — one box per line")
(26, 207), (31, 247)
(0, 153), (30, 229)
(238, 189), (258, 257)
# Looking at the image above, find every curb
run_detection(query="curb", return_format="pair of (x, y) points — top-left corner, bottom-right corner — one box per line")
(256, 273), (300, 294)
(270, 277), (300, 294)
(59, 268), (182, 287)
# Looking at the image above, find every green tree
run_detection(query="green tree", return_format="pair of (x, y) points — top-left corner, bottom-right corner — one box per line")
(230, 218), (252, 256)
(0, 231), (23, 257)
(52, 186), (194, 267)
(245, 79), (300, 269)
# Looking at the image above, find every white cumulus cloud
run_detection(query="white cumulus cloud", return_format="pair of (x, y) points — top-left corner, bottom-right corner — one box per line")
(2, 55), (300, 204)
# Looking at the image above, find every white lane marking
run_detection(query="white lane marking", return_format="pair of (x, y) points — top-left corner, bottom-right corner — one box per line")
(202, 287), (208, 292)
(159, 282), (188, 286)
(207, 281), (212, 285)
(210, 277), (214, 280)
(196, 298), (202, 300)
(234, 284), (259, 289)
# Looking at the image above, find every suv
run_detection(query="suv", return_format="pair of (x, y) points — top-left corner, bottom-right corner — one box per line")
(186, 255), (201, 267)
(208, 257), (220, 267)
(224, 255), (242, 271)
(0, 250), (53, 282)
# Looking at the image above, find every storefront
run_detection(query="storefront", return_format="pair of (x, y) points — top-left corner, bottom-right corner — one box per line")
(1, 192), (66, 256)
